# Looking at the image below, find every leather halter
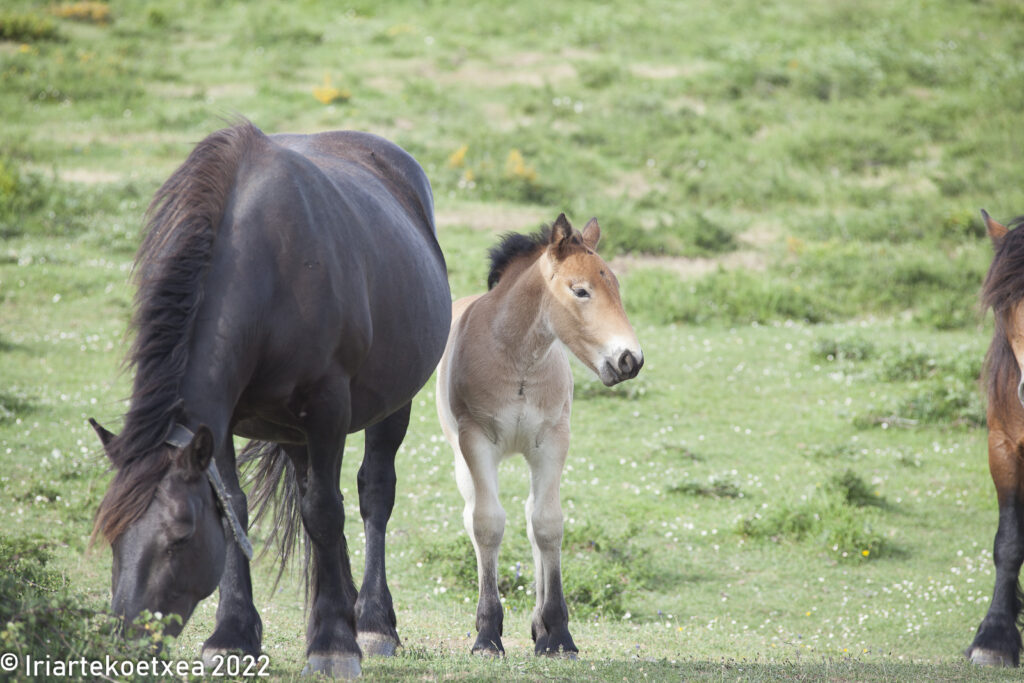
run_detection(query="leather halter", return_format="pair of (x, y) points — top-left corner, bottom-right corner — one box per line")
(165, 424), (254, 560)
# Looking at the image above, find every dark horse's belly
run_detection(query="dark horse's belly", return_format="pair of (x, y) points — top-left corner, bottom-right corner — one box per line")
(233, 418), (305, 444)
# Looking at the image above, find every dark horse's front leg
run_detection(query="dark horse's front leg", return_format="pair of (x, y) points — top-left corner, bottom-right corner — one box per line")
(354, 402), (410, 656)
(201, 438), (263, 664)
(968, 488), (1024, 667)
(294, 389), (361, 678)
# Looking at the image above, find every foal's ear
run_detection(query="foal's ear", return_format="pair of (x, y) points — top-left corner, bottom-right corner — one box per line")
(89, 418), (116, 452)
(983, 209), (1008, 246)
(174, 424), (215, 475)
(551, 213), (573, 245)
(581, 217), (601, 249)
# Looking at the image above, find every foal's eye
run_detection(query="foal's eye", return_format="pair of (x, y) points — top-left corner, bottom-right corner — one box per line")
(572, 287), (591, 299)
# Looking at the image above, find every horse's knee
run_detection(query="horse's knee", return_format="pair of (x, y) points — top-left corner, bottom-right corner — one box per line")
(995, 502), (1024, 568)
(472, 505), (505, 548)
(530, 511), (564, 552)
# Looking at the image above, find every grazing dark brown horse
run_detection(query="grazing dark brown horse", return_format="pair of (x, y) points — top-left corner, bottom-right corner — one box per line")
(436, 215), (643, 657)
(969, 210), (1024, 667)
(90, 121), (451, 678)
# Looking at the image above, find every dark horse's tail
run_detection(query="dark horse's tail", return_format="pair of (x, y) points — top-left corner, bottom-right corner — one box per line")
(239, 441), (308, 593)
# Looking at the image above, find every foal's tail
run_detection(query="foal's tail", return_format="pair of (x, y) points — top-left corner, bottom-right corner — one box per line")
(239, 441), (308, 594)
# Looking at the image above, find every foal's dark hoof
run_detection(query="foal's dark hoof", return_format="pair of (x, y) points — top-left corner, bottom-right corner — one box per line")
(967, 647), (1016, 667)
(301, 653), (361, 679)
(358, 632), (399, 657)
(538, 648), (579, 660)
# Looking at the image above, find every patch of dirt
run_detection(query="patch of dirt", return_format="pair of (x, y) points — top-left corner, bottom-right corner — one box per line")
(435, 202), (550, 233)
(604, 168), (667, 200)
(57, 168), (124, 184)
(437, 57), (577, 88)
(631, 59), (711, 80)
(609, 250), (768, 279)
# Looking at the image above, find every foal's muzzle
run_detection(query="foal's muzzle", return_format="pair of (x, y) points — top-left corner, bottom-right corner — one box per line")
(603, 350), (644, 385)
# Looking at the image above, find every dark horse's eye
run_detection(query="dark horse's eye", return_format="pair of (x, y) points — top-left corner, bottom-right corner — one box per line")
(166, 536), (190, 555)
(573, 287), (591, 299)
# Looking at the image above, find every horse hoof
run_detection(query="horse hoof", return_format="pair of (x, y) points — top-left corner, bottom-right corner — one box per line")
(357, 632), (399, 657)
(969, 648), (1014, 667)
(471, 647), (504, 658)
(302, 653), (361, 679)
(538, 648), (578, 660)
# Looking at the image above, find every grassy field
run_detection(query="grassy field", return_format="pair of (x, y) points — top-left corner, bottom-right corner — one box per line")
(3, 0), (1024, 680)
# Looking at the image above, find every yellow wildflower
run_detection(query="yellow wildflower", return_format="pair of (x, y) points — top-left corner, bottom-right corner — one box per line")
(447, 144), (468, 168)
(312, 74), (350, 105)
(505, 149), (537, 182)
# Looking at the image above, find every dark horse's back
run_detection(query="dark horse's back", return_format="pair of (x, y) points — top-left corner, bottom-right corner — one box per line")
(180, 123), (451, 438)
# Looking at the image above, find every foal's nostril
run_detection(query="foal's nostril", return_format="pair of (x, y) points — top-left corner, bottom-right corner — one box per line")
(617, 351), (640, 378)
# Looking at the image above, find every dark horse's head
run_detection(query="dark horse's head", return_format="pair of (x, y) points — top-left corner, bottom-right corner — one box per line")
(90, 420), (227, 635)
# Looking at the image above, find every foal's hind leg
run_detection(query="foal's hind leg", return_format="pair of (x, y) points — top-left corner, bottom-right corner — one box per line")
(202, 438), (263, 665)
(524, 430), (578, 658)
(455, 428), (506, 655)
(968, 432), (1024, 666)
(354, 403), (410, 656)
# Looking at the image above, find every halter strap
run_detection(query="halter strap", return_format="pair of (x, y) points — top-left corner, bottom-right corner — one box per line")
(165, 423), (254, 561)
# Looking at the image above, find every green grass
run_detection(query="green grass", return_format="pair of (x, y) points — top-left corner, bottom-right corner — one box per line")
(2, 0), (1023, 679)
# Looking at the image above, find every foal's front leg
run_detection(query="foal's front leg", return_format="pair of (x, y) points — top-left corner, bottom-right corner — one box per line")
(455, 428), (506, 655)
(525, 429), (578, 657)
(202, 438), (263, 665)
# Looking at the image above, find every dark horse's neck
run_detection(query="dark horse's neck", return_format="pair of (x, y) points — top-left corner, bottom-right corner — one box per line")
(95, 124), (259, 545)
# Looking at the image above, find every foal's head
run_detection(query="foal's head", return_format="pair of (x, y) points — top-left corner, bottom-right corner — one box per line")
(91, 420), (226, 635)
(539, 214), (643, 386)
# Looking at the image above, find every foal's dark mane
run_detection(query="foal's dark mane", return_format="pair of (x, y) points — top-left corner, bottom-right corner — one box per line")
(486, 221), (588, 290)
(93, 121), (261, 544)
(983, 217), (1024, 407)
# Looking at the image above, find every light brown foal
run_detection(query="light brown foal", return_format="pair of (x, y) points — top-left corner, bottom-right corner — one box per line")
(436, 213), (643, 657)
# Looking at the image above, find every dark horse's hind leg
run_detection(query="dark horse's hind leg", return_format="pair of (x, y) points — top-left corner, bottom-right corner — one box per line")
(354, 403), (410, 656)
(294, 387), (361, 678)
(968, 489), (1024, 667)
(201, 438), (262, 664)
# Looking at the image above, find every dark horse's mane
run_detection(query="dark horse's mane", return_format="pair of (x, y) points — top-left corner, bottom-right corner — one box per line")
(983, 216), (1024, 408)
(93, 121), (260, 545)
(486, 220), (588, 290)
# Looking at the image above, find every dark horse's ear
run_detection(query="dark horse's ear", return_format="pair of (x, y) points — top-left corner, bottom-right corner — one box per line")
(551, 213), (573, 246)
(581, 217), (601, 250)
(982, 209), (1008, 247)
(173, 424), (215, 475)
(89, 418), (116, 453)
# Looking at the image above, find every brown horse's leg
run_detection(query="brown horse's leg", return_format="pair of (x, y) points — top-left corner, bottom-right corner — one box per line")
(525, 432), (578, 658)
(297, 385), (361, 678)
(201, 438), (262, 664)
(455, 428), (506, 655)
(354, 402), (410, 656)
(969, 431), (1024, 666)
